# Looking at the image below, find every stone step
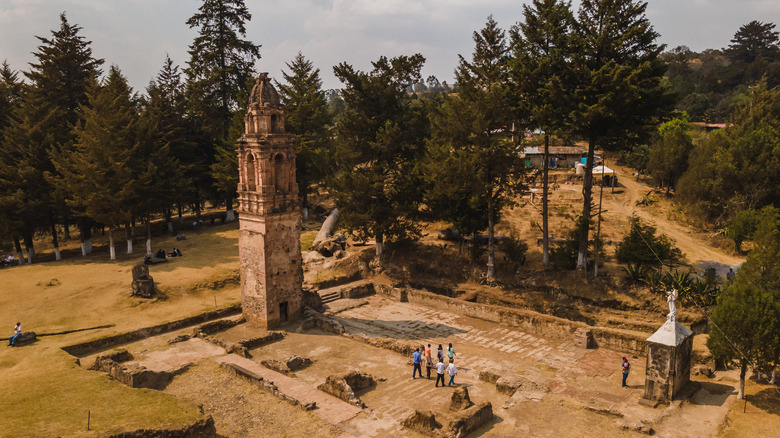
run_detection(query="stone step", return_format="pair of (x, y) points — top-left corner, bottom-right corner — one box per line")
(320, 292), (341, 304)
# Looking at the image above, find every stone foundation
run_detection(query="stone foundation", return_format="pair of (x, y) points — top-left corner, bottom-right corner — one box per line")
(317, 371), (377, 407)
(108, 417), (216, 438)
(90, 354), (184, 390)
(401, 410), (440, 434)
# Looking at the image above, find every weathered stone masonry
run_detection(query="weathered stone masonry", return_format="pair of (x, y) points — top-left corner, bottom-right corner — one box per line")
(237, 73), (303, 329)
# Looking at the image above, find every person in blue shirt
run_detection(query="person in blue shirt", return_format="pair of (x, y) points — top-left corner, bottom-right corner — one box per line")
(412, 348), (422, 379)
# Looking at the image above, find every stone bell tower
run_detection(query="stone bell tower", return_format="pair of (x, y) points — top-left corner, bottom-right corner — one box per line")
(236, 73), (303, 329)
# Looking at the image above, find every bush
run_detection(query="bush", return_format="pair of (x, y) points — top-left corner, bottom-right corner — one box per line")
(499, 227), (528, 268)
(724, 209), (759, 253)
(550, 215), (604, 270)
(616, 216), (683, 267)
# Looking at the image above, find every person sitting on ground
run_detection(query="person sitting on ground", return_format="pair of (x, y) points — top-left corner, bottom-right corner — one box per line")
(8, 322), (22, 347)
(174, 248), (182, 257)
(169, 248), (178, 257)
(155, 248), (166, 259)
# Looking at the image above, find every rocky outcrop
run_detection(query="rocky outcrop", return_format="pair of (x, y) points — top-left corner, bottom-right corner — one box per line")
(401, 410), (440, 434)
(444, 402), (493, 438)
(261, 355), (312, 374)
(449, 387), (474, 411)
(317, 371), (376, 407)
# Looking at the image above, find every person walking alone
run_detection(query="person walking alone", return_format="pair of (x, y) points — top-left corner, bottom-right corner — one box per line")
(435, 357), (446, 387)
(447, 359), (458, 386)
(448, 343), (455, 361)
(621, 357), (631, 387)
(412, 348), (422, 379)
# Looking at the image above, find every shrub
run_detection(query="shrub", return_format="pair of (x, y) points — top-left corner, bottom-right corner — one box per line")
(724, 209), (759, 253)
(550, 215), (604, 270)
(616, 216), (683, 267)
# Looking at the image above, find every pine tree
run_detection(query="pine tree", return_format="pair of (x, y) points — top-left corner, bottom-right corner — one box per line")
(185, 0), (261, 144)
(0, 92), (57, 262)
(277, 52), (332, 220)
(510, 0), (578, 268)
(0, 61), (23, 133)
(26, 13), (103, 257)
(331, 54), (428, 257)
(144, 56), (206, 228)
(647, 114), (693, 192)
(52, 67), (139, 260)
(430, 17), (525, 279)
(571, 0), (668, 270)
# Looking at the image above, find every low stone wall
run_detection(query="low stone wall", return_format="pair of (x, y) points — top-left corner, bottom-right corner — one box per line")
(108, 417), (216, 438)
(375, 284), (647, 356)
(202, 331), (285, 358)
(192, 317), (244, 337)
(220, 362), (315, 410)
(63, 304), (242, 357)
(90, 354), (184, 390)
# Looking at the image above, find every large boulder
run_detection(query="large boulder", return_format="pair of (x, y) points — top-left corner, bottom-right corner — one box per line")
(401, 410), (440, 434)
(444, 402), (494, 438)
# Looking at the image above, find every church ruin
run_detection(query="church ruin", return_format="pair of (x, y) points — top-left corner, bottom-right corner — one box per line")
(236, 73), (303, 329)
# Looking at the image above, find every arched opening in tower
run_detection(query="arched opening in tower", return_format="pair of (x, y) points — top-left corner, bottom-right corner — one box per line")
(246, 153), (256, 191)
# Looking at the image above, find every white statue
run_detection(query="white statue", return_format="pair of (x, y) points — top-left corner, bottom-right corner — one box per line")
(667, 288), (678, 322)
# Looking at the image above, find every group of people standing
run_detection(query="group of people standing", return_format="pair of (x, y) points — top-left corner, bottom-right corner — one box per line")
(412, 343), (458, 387)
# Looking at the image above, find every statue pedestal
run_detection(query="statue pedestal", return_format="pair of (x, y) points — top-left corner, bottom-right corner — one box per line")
(641, 319), (693, 404)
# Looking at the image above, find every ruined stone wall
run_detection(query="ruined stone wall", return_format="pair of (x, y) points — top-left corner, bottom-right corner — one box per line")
(375, 284), (647, 356)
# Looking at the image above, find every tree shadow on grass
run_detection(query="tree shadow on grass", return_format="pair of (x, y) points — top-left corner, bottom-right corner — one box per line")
(327, 315), (467, 341)
(748, 388), (780, 415)
(687, 381), (736, 407)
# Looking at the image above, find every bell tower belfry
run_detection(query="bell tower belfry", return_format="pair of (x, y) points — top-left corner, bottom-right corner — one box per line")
(236, 73), (302, 329)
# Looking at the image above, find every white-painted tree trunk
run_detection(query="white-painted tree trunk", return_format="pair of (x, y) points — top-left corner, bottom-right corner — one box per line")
(26, 247), (34, 264)
(81, 242), (87, 256)
(167, 222), (174, 234)
(54, 247), (61, 261)
(302, 206), (309, 221)
(225, 209), (235, 222)
(146, 239), (152, 255)
(376, 240), (383, 257)
(109, 229), (115, 260)
(771, 366), (777, 385)
(81, 238), (93, 256)
(126, 240), (133, 254)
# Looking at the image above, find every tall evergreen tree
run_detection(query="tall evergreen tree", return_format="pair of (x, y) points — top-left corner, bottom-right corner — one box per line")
(331, 54), (428, 257)
(571, 0), (668, 270)
(0, 92), (56, 262)
(278, 52), (332, 220)
(510, 0), (577, 267)
(0, 62), (23, 133)
(26, 13), (103, 256)
(144, 56), (206, 229)
(185, 0), (261, 143)
(647, 114), (693, 192)
(429, 17), (526, 279)
(52, 67), (140, 260)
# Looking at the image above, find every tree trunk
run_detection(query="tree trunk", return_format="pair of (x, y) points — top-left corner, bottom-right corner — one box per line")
(542, 134), (550, 267)
(738, 362), (747, 399)
(23, 232), (34, 264)
(301, 180), (309, 221)
(131, 217), (136, 238)
(13, 236), (24, 265)
(177, 203), (184, 224)
(375, 232), (384, 257)
(146, 219), (152, 255)
(594, 156), (606, 278)
(79, 220), (93, 256)
(577, 137), (596, 271)
(108, 228), (116, 261)
(487, 197), (495, 279)
(125, 223), (133, 254)
(225, 195), (235, 222)
(50, 220), (61, 262)
(770, 364), (776, 385)
(63, 217), (71, 240)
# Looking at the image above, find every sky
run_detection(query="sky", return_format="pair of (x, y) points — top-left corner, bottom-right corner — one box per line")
(1, 0), (779, 93)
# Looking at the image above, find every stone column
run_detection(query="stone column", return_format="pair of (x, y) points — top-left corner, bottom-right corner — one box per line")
(641, 319), (694, 404)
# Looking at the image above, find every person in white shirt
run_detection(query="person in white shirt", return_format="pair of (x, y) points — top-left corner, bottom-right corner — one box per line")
(435, 358), (446, 387)
(8, 322), (22, 346)
(447, 359), (457, 386)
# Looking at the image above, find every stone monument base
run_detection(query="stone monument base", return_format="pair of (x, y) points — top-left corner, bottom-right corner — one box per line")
(642, 319), (694, 404)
